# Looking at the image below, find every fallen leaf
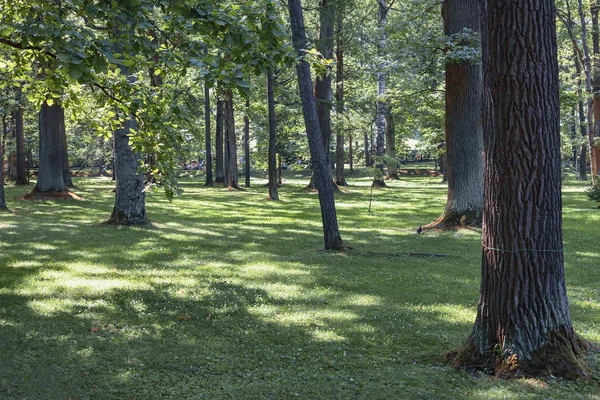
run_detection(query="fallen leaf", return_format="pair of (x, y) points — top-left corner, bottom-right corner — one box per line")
(89, 327), (99, 332)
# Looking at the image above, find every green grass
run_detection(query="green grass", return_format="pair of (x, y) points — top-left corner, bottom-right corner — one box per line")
(0, 170), (599, 399)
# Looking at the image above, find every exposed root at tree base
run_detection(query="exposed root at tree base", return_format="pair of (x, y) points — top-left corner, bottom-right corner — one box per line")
(102, 217), (151, 227)
(224, 185), (245, 191)
(371, 179), (387, 188)
(448, 333), (598, 379)
(385, 173), (400, 180)
(21, 187), (84, 201)
(423, 210), (482, 230)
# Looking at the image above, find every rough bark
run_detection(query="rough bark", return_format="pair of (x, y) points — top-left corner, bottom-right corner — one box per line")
(428, 0), (483, 228)
(215, 94), (225, 184)
(223, 89), (239, 189)
(453, 0), (590, 378)
(288, 0), (345, 251)
(14, 89), (27, 185)
(106, 115), (147, 225)
(204, 78), (213, 186)
(267, 68), (279, 200)
(35, 101), (67, 193)
(575, 53), (589, 181)
(244, 97), (251, 188)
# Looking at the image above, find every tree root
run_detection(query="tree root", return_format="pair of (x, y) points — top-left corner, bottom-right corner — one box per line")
(424, 209), (482, 230)
(21, 187), (84, 201)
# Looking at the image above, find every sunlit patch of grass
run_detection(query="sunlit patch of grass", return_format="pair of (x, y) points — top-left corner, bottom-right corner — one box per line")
(0, 172), (598, 398)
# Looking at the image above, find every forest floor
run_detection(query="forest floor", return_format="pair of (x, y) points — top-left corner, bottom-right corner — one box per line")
(0, 170), (599, 399)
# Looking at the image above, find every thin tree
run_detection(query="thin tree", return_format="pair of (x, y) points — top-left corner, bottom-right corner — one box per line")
(334, 2), (347, 187)
(204, 77), (214, 186)
(223, 88), (239, 189)
(13, 88), (28, 185)
(0, 128), (7, 211)
(591, 0), (600, 178)
(427, 0), (483, 228)
(215, 89), (225, 184)
(288, 0), (345, 250)
(373, 0), (388, 187)
(244, 97), (251, 188)
(267, 67), (279, 200)
(453, 0), (592, 377)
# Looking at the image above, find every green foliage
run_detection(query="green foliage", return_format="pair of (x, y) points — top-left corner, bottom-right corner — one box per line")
(585, 183), (600, 203)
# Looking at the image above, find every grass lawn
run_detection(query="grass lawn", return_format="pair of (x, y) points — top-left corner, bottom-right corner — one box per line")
(1, 169), (599, 399)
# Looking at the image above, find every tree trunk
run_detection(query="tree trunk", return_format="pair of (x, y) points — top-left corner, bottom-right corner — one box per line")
(224, 89), (239, 189)
(59, 106), (73, 188)
(288, 0), (345, 251)
(204, 78), (213, 186)
(334, 4), (346, 187)
(428, 0), (483, 228)
(578, 0), (597, 185)
(35, 101), (67, 193)
(244, 97), (251, 188)
(0, 125), (7, 210)
(106, 116), (147, 225)
(14, 89), (28, 185)
(571, 107), (579, 173)
(215, 94), (225, 184)
(309, 0), (336, 190)
(373, 0), (388, 188)
(385, 111), (399, 180)
(575, 53), (589, 180)
(454, 0), (589, 378)
(349, 133), (354, 172)
(364, 130), (371, 167)
(267, 68), (279, 200)
(591, 1), (600, 178)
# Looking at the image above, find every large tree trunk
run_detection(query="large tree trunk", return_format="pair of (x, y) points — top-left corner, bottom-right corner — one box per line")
(288, 0), (345, 251)
(106, 116), (147, 225)
(35, 101), (67, 193)
(373, 0), (388, 187)
(309, 0), (336, 190)
(215, 94), (225, 184)
(204, 78), (214, 186)
(14, 89), (28, 185)
(428, 0), (483, 228)
(244, 97), (251, 188)
(224, 89), (239, 189)
(267, 68), (279, 200)
(454, 0), (589, 378)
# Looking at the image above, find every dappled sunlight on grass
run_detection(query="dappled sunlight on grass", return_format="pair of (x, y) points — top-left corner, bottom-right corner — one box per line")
(0, 173), (598, 398)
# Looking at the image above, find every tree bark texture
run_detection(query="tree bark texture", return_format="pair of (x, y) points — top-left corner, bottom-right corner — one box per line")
(36, 101), (67, 193)
(14, 89), (27, 185)
(430, 0), (483, 228)
(244, 97), (251, 188)
(288, 0), (344, 251)
(204, 79), (214, 186)
(267, 68), (279, 200)
(107, 116), (147, 225)
(591, 1), (600, 178)
(215, 95), (225, 184)
(456, 0), (588, 378)
(224, 89), (238, 189)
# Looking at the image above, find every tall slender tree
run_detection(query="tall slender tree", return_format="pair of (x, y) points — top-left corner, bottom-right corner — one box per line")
(373, 0), (388, 187)
(454, 0), (590, 377)
(244, 97), (251, 188)
(215, 93), (225, 184)
(13, 88), (28, 185)
(267, 67), (279, 200)
(0, 128), (7, 211)
(204, 78), (214, 186)
(334, 3), (347, 187)
(427, 0), (483, 228)
(223, 89), (239, 189)
(288, 0), (345, 250)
